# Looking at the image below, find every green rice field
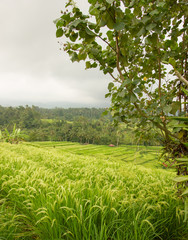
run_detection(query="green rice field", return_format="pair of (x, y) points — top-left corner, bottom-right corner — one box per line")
(0, 142), (187, 239)
(27, 142), (162, 168)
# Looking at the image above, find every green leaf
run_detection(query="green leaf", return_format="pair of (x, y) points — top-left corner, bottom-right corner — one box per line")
(182, 87), (188, 97)
(85, 27), (96, 36)
(84, 34), (95, 43)
(142, 16), (150, 24)
(108, 82), (114, 91)
(70, 32), (78, 42)
(99, 19), (107, 27)
(174, 176), (188, 182)
(184, 198), (188, 222)
(130, 93), (137, 103)
(183, 143), (188, 148)
(129, 0), (136, 8)
(88, 22), (96, 29)
(134, 88), (142, 94)
(78, 51), (87, 60)
(71, 19), (82, 28)
(105, 93), (111, 98)
(163, 105), (172, 114)
(146, 23), (157, 31)
(170, 117), (188, 122)
(85, 61), (91, 69)
(150, 9), (159, 16)
(182, 188), (188, 196)
(114, 22), (125, 31)
(164, 39), (173, 48)
(107, 31), (113, 41)
(91, 62), (97, 68)
(106, 17), (114, 29)
(133, 79), (140, 85)
(157, 2), (165, 7)
(137, 27), (145, 37)
(174, 162), (188, 166)
(169, 58), (176, 67)
(162, 60), (169, 65)
(106, 0), (114, 3)
(90, 48), (99, 56)
(89, 6), (98, 16)
(56, 19), (64, 28)
(70, 52), (78, 62)
(61, 14), (71, 22)
(56, 28), (64, 38)
(176, 158), (188, 162)
(146, 33), (158, 45)
(124, 78), (132, 85)
(173, 124), (188, 128)
(169, 102), (180, 115)
(118, 90), (126, 98)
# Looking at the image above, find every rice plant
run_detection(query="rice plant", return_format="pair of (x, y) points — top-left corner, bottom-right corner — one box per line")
(0, 142), (187, 239)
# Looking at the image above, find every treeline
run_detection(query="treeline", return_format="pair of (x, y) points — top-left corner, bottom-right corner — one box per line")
(0, 105), (119, 145)
(0, 105), (109, 126)
(0, 105), (159, 145)
(37, 107), (109, 121)
(29, 117), (127, 145)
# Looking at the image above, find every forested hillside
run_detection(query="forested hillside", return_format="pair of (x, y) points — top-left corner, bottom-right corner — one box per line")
(0, 105), (108, 126)
(0, 105), (159, 145)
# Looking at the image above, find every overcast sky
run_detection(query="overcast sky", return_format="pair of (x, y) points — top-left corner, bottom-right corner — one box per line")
(0, 0), (111, 108)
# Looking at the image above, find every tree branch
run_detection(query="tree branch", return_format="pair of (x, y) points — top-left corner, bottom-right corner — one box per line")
(97, 35), (117, 53)
(91, 55), (119, 83)
(157, 37), (162, 99)
(115, 35), (124, 82)
(174, 69), (188, 86)
(108, 72), (120, 82)
(133, 102), (181, 142)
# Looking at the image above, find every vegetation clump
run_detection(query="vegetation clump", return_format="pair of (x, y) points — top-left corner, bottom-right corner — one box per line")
(0, 124), (27, 144)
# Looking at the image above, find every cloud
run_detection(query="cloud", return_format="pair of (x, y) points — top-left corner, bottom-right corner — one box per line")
(0, 0), (111, 108)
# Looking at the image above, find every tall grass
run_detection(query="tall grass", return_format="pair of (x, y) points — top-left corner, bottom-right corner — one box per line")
(0, 142), (187, 239)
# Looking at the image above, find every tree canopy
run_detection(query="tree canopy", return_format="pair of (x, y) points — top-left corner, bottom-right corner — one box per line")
(55, 0), (188, 150)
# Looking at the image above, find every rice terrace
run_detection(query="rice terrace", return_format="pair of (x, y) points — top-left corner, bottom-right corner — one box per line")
(0, 141), (188, 239)
(1, 0), (188, 239)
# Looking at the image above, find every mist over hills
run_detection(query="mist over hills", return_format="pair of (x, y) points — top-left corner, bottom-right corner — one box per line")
(0, 100), (110, 109)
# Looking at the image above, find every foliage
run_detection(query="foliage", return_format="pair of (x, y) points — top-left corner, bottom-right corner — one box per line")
(0, 142), (187, 239)
(0, 105), (160, 145)
(167, 87), (188, 222)
(0, 124), (28, 144)
(55, 0), (188, 219)
(174, 159), (188, 222)
(55, 0), (188, 149)
(38, 107), (111, 121)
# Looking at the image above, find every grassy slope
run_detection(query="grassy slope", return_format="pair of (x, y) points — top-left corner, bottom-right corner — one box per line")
(27, 141), (162, 168)
(0, 142), (187, 239)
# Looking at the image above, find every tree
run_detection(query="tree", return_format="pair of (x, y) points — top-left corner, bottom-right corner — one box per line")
(55, 0), (188, 209)
(55, 0), (187, 146)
